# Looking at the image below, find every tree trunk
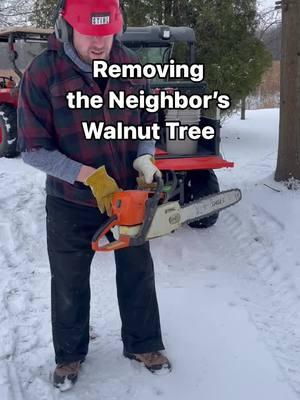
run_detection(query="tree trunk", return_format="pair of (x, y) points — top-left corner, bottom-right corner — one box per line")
(275, 0), (300, 181)
(241, 98), (246, 120)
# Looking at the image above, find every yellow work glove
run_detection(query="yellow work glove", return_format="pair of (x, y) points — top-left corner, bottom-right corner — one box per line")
(84, 166), (120, 216)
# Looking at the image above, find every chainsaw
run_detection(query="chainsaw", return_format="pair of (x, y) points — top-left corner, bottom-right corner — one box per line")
(92, 176), (242, 252)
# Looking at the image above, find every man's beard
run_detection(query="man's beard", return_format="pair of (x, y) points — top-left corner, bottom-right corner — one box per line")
(83, 49), (110, 65)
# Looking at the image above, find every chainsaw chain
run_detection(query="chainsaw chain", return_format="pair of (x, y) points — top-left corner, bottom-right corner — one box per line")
(181, 189), (242, 224)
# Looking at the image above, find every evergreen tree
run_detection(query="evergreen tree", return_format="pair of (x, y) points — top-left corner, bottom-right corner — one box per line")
(123, 0), (272, 110)
(122, 0), (152, 26)
(194, 0), (272, 109)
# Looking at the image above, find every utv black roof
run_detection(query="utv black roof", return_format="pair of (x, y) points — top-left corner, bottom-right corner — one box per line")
(0, 27), (53, 43)
(0, 26), (196, 45)
(120, 26), (196, 45)
(0, 25), (197, 77)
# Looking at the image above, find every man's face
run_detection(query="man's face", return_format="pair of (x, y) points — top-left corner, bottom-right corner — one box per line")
(73, 30), (114, 64)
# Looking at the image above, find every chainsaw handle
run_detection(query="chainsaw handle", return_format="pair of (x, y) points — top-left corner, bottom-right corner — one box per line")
(92, 215), (130, 252)
(154, 174), (164, 191)
(129, 174), (164, 247)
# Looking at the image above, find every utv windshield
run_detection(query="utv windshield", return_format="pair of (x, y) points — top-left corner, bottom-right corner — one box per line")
(125, 42), (192, 82)
(0, 40), (47, 70)
(130, 45), (171, 65)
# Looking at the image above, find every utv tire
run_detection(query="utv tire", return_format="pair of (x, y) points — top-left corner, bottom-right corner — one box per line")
(185, 169), (220, 229)
(0, 104), (19, 158)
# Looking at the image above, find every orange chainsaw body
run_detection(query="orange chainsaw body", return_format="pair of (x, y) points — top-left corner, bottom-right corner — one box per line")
(111, 190), (149, 226)
(92, 188), (161, 252)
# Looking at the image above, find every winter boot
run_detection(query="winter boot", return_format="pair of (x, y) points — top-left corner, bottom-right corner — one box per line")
(123, 350), (172, 374)
(53, 360), (82, 391)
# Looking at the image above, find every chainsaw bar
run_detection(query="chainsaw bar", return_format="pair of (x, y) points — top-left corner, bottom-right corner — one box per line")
(146, 188), (242, 240)
(180, 188), (242, 224)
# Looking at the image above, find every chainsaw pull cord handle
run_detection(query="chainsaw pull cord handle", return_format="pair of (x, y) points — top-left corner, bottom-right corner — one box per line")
(162, 171), (178, 203)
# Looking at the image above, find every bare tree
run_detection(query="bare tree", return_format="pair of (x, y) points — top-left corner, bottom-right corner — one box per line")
(275, 0), (300, 182)
(257, 6), (281, 40)
(0, 0), (34, 27)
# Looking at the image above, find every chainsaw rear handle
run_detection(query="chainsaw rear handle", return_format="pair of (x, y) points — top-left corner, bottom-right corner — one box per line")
(91, 214), (131, 252)
(92, 175), (164, 252)
(92, 215), (117, 251)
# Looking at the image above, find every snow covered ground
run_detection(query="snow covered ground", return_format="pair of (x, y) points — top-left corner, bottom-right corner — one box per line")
(1, 108), (300, 400)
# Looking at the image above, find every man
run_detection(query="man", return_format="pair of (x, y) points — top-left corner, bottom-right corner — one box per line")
(17, 0), (171, 391)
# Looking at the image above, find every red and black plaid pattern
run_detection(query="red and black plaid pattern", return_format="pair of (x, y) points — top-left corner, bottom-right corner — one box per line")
(17, 34), (156, 207)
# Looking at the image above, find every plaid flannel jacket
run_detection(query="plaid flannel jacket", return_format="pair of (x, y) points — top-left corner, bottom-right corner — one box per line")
(17, 34), (156, 207)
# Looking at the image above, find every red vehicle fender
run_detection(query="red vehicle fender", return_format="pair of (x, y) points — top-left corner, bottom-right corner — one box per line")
(154, 149), (234, 171)
(0, 88), (18, 108)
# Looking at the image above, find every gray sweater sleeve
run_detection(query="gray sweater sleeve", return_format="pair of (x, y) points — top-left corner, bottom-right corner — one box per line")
(21, 140), (156, 184)
(137, 139), (156, 157)
(21, 148), (83, 184)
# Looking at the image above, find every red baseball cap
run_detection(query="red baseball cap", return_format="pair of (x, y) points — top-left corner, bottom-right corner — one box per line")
(62, 0), (123, 36)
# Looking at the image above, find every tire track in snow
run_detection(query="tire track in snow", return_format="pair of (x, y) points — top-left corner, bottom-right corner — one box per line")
(0, 171), (54, 399)
(219, 208), (300, 396)
(0, 279), (26, 400)
(0, 209), (26, 400)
